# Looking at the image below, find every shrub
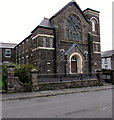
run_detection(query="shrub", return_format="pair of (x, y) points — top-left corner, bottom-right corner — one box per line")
(1, 63), (18, 89)
(15, 64), (35, 84)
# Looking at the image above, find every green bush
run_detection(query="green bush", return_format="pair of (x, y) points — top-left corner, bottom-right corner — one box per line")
(15, 64), (35, 84)
(1, 64), (36, 90)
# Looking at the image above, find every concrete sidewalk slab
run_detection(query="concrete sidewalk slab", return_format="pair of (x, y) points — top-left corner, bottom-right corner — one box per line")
(2, 85), (113, 101)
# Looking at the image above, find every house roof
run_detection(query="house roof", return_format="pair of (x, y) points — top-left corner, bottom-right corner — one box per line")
(0, 42), (17, 49)
(50, 0), (89, 23)
(101, 50), (114, 58)
(39, 18), (55, 28)
(83, 8), (100, 13)
(65, 43), (85, 57)
(31, 18), (55, 33)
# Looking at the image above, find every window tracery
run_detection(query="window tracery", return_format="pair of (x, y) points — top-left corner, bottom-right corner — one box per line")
(66, 14), (82, 41)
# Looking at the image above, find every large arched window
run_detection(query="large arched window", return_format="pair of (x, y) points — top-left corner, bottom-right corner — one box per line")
(66, 14), (82, 41)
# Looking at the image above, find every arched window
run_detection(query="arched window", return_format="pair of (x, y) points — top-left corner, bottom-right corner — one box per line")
(90, 17), (98, 32)
(66, 14), (82, 41)
(92, 19), (96, 31)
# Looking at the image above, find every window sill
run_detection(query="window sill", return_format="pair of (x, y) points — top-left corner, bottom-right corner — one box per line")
(94, 52), (101, 54)
(38, 47), (55, 50)
(5, 56), (11, 58)
(32, 47), (55, 51)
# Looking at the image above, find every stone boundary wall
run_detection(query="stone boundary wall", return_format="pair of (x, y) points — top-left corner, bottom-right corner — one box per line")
(13, 77), (31, 92)
(37, 79), (99, 91)
(6, 65), (101, 92)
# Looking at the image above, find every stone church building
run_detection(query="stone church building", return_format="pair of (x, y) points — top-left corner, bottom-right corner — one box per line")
(15, 0), (101, 77)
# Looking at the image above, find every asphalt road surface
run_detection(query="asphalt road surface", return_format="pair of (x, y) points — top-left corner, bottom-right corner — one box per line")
(2, 89), (112, 118)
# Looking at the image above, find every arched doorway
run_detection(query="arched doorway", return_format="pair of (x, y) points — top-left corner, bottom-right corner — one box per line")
(69, 52), (83, 74)
(71, 56), (77, 73)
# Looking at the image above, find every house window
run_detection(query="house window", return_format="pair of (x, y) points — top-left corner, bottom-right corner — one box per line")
(104, 58), (107, 64)
(5, 49), (11, 58)
(43, 37), (46, 48)
(18, 45), (20, 55)
(94, 43), (100, 52)
(105, 65), (108, 69)
(50, 38), (53, 48)
(22, 42), (24, 53)
(34, 37), (37, 48)
(41, 37), (54, 48)
(26, 39), (28, 52)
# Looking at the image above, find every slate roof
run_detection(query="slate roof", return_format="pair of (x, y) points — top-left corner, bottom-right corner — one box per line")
(31, 18), (55, 33)
(39, 18), (55, 28)
(101, 50), (114, 58)
(65, 43), (85, 57)
(83, 8), (100, 13)
(0, 42), (17, 49)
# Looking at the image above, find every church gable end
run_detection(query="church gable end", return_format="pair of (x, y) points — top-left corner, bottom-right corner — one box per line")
(50, 1), (89, 23)
(50, 1), (90, 44)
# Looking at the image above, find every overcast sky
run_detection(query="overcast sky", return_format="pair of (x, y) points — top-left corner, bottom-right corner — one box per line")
(0, 0), (113, 51)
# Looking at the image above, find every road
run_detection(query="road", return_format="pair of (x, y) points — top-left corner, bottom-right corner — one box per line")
(2, 89), (112, 118)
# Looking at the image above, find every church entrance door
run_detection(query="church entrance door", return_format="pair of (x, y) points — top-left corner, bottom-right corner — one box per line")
(71, 56), (77, 73)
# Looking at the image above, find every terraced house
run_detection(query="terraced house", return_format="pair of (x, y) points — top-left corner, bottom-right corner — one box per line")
(15, 0), (101, 77)
(0, 42), (17, 65)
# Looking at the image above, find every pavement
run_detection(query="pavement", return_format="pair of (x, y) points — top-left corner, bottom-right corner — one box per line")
(1, 84), (113, 101)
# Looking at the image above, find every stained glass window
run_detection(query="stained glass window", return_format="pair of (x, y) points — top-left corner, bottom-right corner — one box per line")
(66, 29), (69, 39)
(66, 14), (82, 41)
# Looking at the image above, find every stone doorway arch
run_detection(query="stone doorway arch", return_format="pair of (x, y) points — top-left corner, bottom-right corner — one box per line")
(69, 52), (83, 74)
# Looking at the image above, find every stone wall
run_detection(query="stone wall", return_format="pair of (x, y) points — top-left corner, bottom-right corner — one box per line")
(38, 79), (99, 91)
(6, 67), (100, 93)
(6, 64), (32, 93)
